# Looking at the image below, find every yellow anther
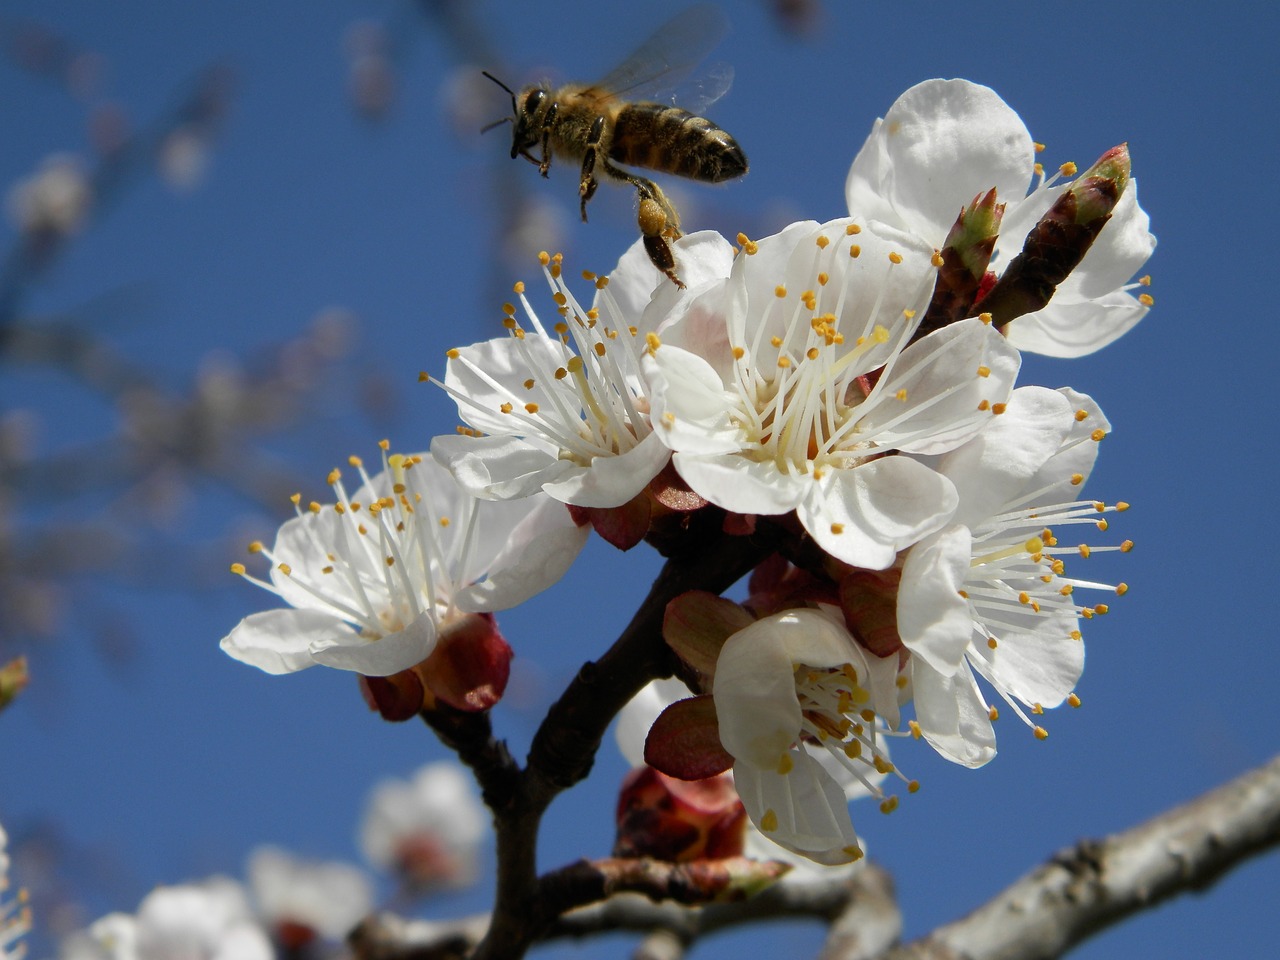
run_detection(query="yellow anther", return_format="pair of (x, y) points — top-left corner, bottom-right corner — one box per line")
(732, 346), (745, 359)
(777, 752), (794, 775)
(977, 365), (991, 378)
(1095, 603), (1110, 615)
(888, 251), (903, 264)
(278, 563), (292, 576)
(1018, 591), (1030, 605)
(309, 502), (321, 513)
(845, 223), (861, 235)
(1070, 472), (1084, 486)
(499, 402), (513, 414)
(818, 271), (829, 285)
(777, 356), (791, 368)
(991, 402), (1007, 415)
(830, 522), (844, 534)
(502, 317), (518, 330)
(230, 563), (246, 575)
(645, 332), (662, 354)
(1116, 501), (1130, 511)
(327, 469), (341, 485)
(816, 234), (830, 249)
(908, 780), (920, 794)
(989, 706), (999, 721)
(1034, 162), (1044, 176)
(931, 250), (944, 267)
(1060, 584), (1074, 596)
(247, 541), (264, 554)
(1078, 544), (1092, 558)
(1096, 519), (1109, 532)
(849, 244), (861, 258)
(908, 720), (922, 739)
(1033, 726), (1049, 740)
(987, 637), (998, 649)
(593, 342), (606, 357)
(1116, 582), (1129, 596)
(1024, 535), (1044, 553)
(1060, 161), (1078, 176)
(1121, 540), (1134, 552)
(1031, 703), (1044, 715)
(553, 367), (567, 381)
(1033, 141), (1046, 153)
(896, 675), (908, 689)
(895, 388), (907, 401)
(978, 399), (991, 411)
(290, 492), (301, 505)
(760, 809), (779, 832)
(873, 756), (894, 774)
(978, 312), (993, 325)
(774, 284), (787, 298)
(1068, 693), (1082, 708)
(537, 251), (550, 265)
(844, 740), (862, 759)
(1091, 428), (1107, 441)
(418, 371), (431, 383)
(524, 402), (539, 414)
(1139, 292), (1154, 306)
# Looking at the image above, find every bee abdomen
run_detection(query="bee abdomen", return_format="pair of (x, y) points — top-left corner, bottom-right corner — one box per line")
(611, 105), (748, 183)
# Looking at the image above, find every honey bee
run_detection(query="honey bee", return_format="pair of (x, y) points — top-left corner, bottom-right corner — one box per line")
(483, 4), (748, 288)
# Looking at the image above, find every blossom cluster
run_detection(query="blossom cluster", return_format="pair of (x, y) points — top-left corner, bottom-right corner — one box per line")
(56, 761), (486, 958)
(221, 79), (1152, 869)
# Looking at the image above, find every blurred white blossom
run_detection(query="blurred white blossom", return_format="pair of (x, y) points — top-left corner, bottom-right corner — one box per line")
(360, 762), (486, 892)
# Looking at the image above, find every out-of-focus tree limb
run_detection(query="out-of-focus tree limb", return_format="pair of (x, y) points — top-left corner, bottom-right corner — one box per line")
(349, 861), (898, 960)
(852, 753), (1280, 960)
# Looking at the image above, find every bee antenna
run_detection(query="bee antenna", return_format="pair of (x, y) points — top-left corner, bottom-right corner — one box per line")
(481, 116), (513, 135)
(481, 70), (518, 112)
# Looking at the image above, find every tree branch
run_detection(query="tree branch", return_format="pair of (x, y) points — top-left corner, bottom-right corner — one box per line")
(858, 753), (1280, 960)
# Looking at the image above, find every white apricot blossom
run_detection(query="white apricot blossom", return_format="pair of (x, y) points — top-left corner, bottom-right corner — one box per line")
(247, 846), (373, 942)
(432, 235), (733, 508)
(898, 385), (1127, 765)
(712, 609), (904, 864)
(361, 761), (487, 891)
(845, 78), (1155, 357)
(644, 217), (1019, 569)
(221, 449), (586, 677)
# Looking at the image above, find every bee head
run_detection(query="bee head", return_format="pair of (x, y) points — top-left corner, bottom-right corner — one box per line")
(481, 71), (546, 161)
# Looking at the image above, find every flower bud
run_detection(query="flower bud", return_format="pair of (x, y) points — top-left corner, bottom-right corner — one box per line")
(979, 144), (1132, 326)
(614, 766), (746, 862)
(918, 188), (1004, 339)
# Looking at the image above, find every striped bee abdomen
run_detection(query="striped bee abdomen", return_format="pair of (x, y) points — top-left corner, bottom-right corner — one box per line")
(610, 104), (748, 183)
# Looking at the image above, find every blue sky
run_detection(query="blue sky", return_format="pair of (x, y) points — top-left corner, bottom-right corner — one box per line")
(2, 1), (1277, 958)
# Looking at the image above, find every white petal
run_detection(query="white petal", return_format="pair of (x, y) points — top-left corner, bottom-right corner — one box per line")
(672, 451), (808, 515)
(432, 433), (575, 501)
(443, 336), (572, 435)
(454, 495), (588, 612)
(864, 317), (1021, 456)
(934, 385), (1073, 527)
(800, 456), (958, 569)
(540, 430), (671, 507)
(1004, 288), (1149, 358)
(845, 79), (1034, 242)
(308, 608), (438, 676)
(733, 753), (861, 864)
(909, 658), (996, 767)
(220, 608), (352, 674)
(971, 611), (1084, 708)
(645, 345), (745, 456)
(898, 525), (975, 675)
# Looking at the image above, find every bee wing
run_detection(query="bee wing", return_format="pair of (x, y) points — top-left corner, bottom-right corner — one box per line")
(591, 4), (733, 107)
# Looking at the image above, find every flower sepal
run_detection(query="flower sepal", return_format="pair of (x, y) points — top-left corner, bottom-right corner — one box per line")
(614, 766), (745, 861)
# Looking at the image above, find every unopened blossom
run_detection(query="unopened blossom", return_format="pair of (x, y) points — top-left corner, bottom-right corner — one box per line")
(845, 79), (1155, 357)
(897, 385), (1128, 764)
(0, 825), (30, 960)
(432, 235), (733, 509)
(644, 217), (1019, 569)
(246, 846), (373, 946)
(221, 448), (586, 677)
(360, 761), (486, 892)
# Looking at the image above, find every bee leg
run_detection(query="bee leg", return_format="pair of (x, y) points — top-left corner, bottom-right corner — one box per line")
(538, 103), (558, 177)
(577, 116), (608, 222)
(638, 196), (685, 289)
